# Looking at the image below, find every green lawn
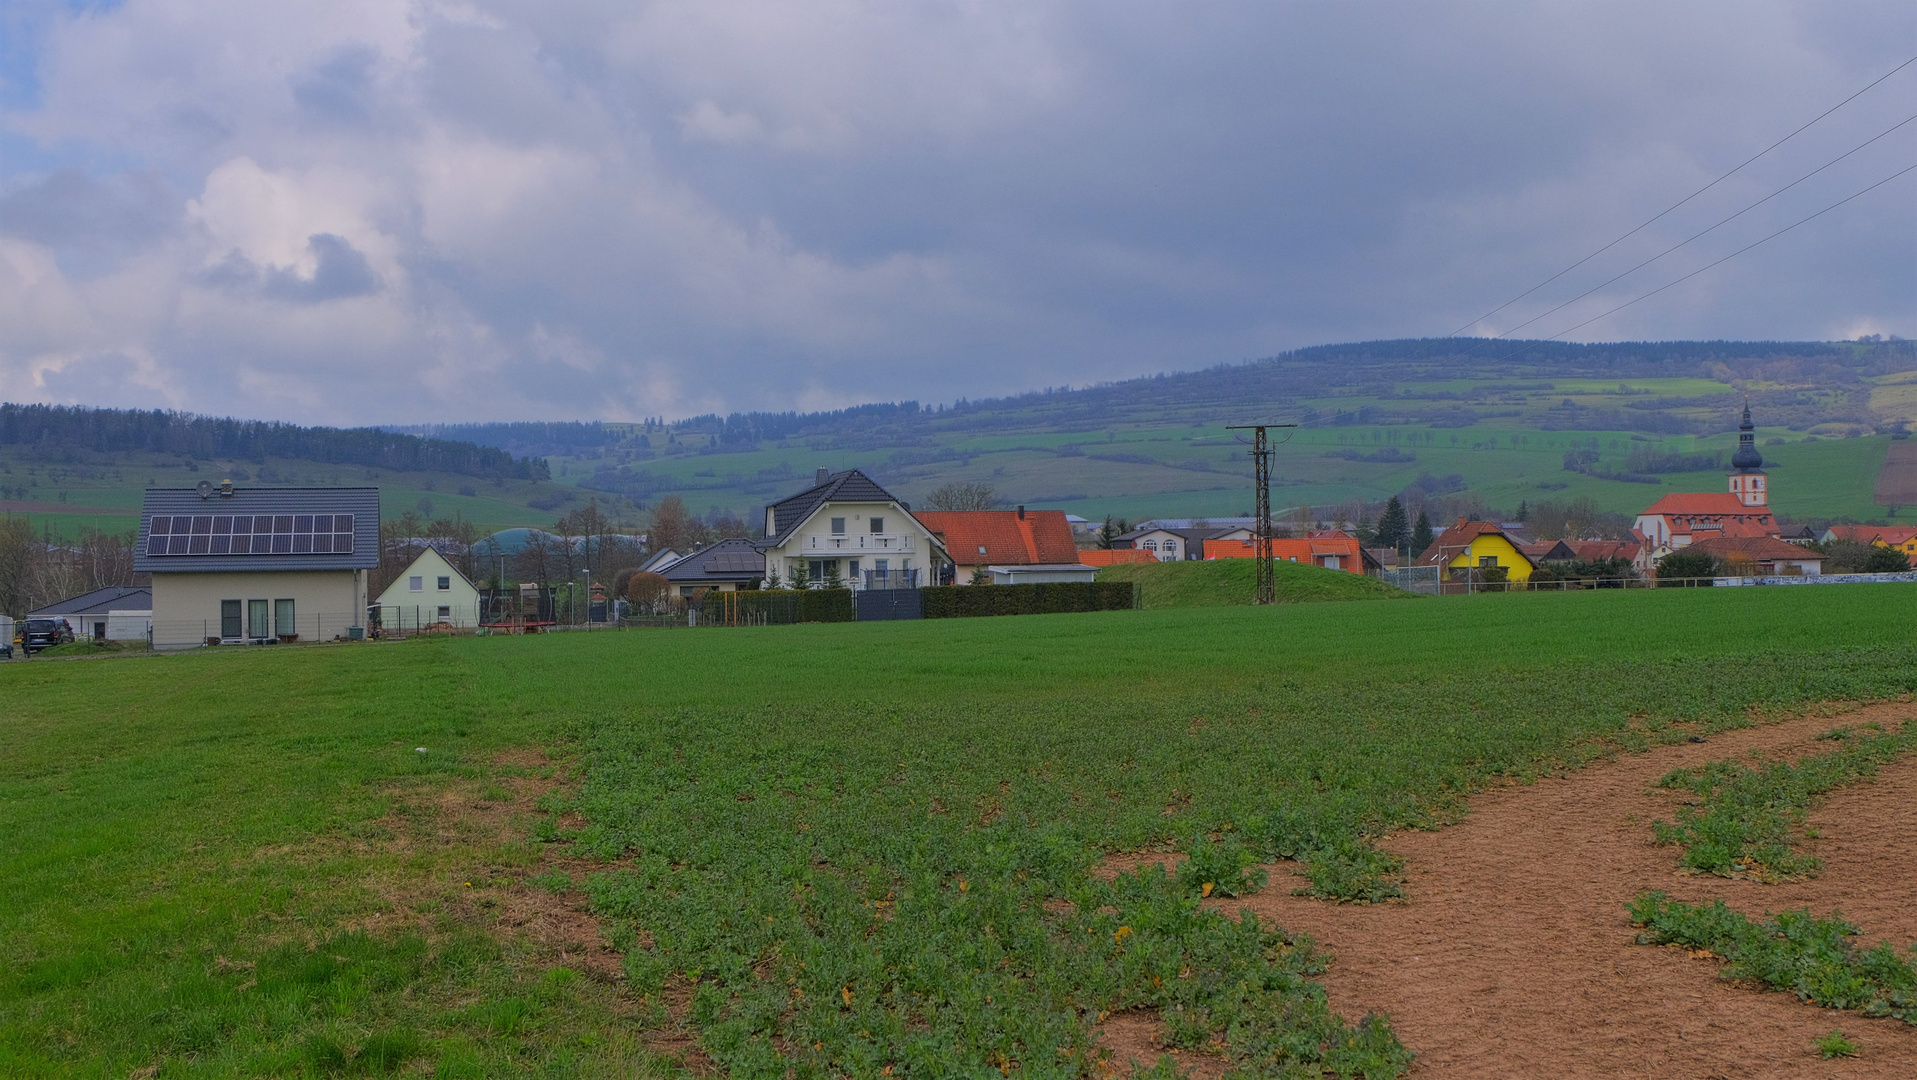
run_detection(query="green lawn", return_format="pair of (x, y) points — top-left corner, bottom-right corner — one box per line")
(5, 586), (1916, 1077)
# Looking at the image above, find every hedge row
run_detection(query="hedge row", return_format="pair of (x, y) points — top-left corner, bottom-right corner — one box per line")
(696, 588), (854, 624)
(922, 581), (1139, 619)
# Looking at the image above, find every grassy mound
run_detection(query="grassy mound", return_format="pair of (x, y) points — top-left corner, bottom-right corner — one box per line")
(31, 639), (145, 659)
(1095, 556), (1415, 608)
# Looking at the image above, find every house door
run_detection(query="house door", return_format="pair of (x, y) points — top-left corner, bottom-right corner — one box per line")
(248, 599), (270, 638)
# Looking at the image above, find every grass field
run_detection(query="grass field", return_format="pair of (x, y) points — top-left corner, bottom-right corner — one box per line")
(5, 586), (1916, 1077)
(1094, 559), (1414, 608)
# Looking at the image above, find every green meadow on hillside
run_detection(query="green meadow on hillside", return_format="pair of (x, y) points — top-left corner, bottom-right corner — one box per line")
(1094, 559), (1414, 608)
(4, 586), (1916, 1077)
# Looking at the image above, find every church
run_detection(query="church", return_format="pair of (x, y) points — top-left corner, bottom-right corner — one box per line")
(1631, 403), (1779, 573)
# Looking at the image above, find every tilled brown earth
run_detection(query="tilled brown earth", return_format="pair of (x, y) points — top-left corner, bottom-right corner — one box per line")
(1202, 702), (1917, 1078)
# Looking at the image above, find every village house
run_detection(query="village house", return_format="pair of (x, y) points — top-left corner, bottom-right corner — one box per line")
(1686, 535), (1825, 576)
(759, 469), (950, 589)
(1200, 530), (1376, 573)
(374, 547), (482, 629)
(660, 537), (769, 596)
(136, 482), (377, 648)
(1416, 520), (1537, 587)
(1113, 523), (1253, 561)
(27, 585), (152, 643)
(1820, 525), (1917, 558)
(917, 506), (1083, 584)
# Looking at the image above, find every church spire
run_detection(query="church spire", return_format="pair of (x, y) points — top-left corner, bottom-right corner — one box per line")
(1731, 398), (1763, 470)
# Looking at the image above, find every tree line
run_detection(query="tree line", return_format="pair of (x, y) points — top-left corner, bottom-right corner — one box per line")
(0, 404), (548, 481)
(0, 519), (140, 619)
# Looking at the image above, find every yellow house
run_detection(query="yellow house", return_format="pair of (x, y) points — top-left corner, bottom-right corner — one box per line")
(1417, 520), (1537, 588)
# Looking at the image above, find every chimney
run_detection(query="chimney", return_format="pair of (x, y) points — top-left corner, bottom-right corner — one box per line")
(1017, 505), (1025, 519)
(816, 467), (830, 486)
(220, 479), (234, 497)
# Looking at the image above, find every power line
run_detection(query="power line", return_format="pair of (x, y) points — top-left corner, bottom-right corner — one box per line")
(1493, 160), (1917, 363)
(1485, 109), (1917, 343)
(1446, 52), (1917, 337)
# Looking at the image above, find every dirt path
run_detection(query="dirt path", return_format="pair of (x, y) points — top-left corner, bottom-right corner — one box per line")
(1211, 702), (1917, 1077)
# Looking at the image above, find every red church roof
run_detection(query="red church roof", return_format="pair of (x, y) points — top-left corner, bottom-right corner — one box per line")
(919, 509), (1081, 566)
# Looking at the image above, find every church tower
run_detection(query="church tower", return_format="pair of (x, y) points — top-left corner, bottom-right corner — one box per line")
(1728, 401), (1767, 508)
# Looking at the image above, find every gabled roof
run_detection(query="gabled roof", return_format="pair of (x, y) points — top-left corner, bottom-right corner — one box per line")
(1417, 520), (1536, 568)
(765, 470), (904, 544)
(1114, 525), (1235, 547)
(1637, 492), (1763, 517)
(1822, 524), (1917, 546)
(134, 487), (379, 573)
(1567, 539), (1641, 563)
(1687, 535), (1825, 562)
(918, 510), (1079, 566)
(29, 585), (152, 617)
(1520, 539), (1578, 561)
(661, 538), (765, 583)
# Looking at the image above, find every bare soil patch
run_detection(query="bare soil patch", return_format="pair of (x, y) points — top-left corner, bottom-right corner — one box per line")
(1094, 1010), (1225, 1078)
(1189, 702), (1917, 1077)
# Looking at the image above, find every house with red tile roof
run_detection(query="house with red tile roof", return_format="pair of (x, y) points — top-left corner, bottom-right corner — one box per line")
(1686, 535), (1824, 576)
(1416, 520), (1537, 588)
(1819, 525), (1917, 559)
(1201, 530), (1375, 574)
(918, 507), (1083, 585)
(1631, 404), (1782, 572)
(1631, 492), (1779, 572)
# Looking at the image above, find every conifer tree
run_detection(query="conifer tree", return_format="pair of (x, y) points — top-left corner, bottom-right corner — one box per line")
(1411, 510), (1434, 556)
(1374, 496), (1409, 551)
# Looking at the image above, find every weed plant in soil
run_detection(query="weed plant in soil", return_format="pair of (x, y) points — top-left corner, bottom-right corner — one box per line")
(1629, 893), (1917, 1023)
(1653, 721), (1917, 881)
(4, 585), (1916, 1077)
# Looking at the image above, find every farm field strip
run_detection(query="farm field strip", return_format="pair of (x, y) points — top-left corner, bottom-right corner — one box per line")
(3, 586), (1916, 1076)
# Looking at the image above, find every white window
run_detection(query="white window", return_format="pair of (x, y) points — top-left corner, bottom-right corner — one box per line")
(437, 606), (451, 619)
(1323, 555), (1341, 569)
(870, 517), (885, 533)
(437, 576), (450, 590)
(831, 517), (846, 534)
(1143, 540), (1157, 551)
(875, 558), (889, 573)
(408, 576), (423, 592)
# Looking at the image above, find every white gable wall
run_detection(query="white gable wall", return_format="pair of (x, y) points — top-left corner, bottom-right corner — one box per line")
(375, 548), (483, 629)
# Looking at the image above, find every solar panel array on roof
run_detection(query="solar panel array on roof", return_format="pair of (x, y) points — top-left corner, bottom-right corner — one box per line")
(707, 551), (763, 573)
(134, 487), (380, 572)
(146, 513), (354, 557)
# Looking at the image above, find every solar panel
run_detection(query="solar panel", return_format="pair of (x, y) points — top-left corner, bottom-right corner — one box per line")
(146, 513), (354, 557)
(707, 552), (763, 573)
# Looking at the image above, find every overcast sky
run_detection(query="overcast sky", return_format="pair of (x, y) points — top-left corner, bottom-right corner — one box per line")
(0, 1), (1912, 426)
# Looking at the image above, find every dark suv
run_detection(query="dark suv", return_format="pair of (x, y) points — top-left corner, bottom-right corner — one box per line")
(19, 618), (73, 655)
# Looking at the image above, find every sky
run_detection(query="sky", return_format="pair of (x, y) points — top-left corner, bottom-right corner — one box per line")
(0, 1), (1912, 427)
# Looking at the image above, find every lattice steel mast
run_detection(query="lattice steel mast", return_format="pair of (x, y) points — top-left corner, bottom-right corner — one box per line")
(1226, 423), (1295, 604)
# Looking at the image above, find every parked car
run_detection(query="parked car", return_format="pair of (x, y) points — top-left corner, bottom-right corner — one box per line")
(19, 618), (74, 655)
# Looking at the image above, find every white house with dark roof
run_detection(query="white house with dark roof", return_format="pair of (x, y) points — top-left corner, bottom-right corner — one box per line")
(135, 482), (379, 647)
(28, 585), (152, 643)
(760, 469), (950, 589)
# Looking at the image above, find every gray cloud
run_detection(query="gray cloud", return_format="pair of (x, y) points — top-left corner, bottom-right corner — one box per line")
(0, 1), (1911, 426)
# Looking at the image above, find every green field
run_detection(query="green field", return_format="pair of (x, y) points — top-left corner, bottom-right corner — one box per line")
(5, 586), (1916, 1077)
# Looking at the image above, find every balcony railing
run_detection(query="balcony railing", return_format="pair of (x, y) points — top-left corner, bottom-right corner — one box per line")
(809, 533), (913, 552)
(862, 569), (919, 590)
